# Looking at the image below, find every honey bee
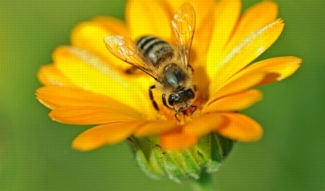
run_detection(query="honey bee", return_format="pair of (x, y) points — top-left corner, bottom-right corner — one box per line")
(104, 3), (196, 120)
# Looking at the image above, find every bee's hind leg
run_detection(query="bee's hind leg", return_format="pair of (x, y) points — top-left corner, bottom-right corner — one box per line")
(149, 85), (159, 111)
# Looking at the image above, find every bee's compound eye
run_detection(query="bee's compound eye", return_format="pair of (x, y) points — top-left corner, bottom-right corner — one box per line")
(184, 89), (195, 99)
(168, 94), (179, 106)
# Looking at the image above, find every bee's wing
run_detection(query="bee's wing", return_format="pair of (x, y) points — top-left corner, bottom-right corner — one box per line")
(171, 3), (196, 68)
(104, 35), (160, 81)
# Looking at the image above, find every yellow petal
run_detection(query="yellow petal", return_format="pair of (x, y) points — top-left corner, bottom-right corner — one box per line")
(203, 90), (262, 113)
(91, 16), (129, 36)
(225, 1), (278, 54)
(72, 121), (143, 151)
(191, 9), (214, 67)
(37, 64), (73, 86)
(134, 120), (177, 137)
(37, 86), (114, 109)
(36, 86), (141, 117)
(160, 130), (199, 151)
(71, 18), (131, 71)
(208, 19), (284, 91)
(50, 107), (138, 125)
(52, 46), (153, 115)
(206, 0), (241, 77)
(207, 72), (266, 106)
(183, 113), (223, 136)
(217, 113), (263, 142)
(126, 0), (171, 39)
(239, 56), (302, 85)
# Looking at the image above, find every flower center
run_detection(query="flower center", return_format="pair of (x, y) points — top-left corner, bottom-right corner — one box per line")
(155, 97), (204, 125)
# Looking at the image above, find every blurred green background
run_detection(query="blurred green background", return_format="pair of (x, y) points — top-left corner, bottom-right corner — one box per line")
(1, 0), (324, 190)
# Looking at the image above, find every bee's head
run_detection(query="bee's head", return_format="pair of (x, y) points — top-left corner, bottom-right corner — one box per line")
(168, 88), (196, 114)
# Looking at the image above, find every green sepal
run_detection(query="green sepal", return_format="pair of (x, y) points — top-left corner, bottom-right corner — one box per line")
(128, 133), (234, 183)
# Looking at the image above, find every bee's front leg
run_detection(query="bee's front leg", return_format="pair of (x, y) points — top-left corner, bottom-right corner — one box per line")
(189, 105), (197, 115)
(149, 85), (159, 111)
(162, 94), (173, 109)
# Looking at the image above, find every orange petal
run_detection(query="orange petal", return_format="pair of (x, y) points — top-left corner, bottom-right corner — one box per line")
(208, 19), (284, 91)
(52, 46), (153, 114)
(72, 121), (143, 151)
(50, 107), (138, 125)
(37, 64), (73, 86)
(71, 17), (131, 71)
(36, 86), (140, 115)
(239, 56), (302, 86)
(134, 120), (178, 137)
(206, 0), (241, 77)
(203, 90), (262, 113)
(225, 1), (278, 54)
(207, 72), (266, 106)
(183, 113), (223, 136)
(217, 113), (263, 142)
(126, 0), (171, 39)
(160, 130), (199, 151)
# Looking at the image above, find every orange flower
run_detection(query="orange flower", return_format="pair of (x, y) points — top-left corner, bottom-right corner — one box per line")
(36, 0), (301, 152)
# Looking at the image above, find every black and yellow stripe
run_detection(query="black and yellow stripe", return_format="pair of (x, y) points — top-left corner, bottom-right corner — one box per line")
(136, 36), (174, 65)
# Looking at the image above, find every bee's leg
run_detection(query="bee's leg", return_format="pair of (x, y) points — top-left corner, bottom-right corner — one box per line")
(162, 94), (173, 109)
(174, 109), (182, 122)
(192, 85), (197, 91)
(149, 85), (159, 110)
(125, 66), (138, 74)
(189, 105), (197, 115)
(188, 65), (194, 73)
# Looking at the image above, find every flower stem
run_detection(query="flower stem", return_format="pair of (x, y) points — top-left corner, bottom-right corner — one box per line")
(190, 172), (215, 191)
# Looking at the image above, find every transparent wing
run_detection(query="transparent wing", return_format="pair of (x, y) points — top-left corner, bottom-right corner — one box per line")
(104, 35), (159, 81)
(171, 3), (196, 68)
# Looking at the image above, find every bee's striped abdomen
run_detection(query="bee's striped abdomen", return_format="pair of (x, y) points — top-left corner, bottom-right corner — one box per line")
(136, 36), (174, 66)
